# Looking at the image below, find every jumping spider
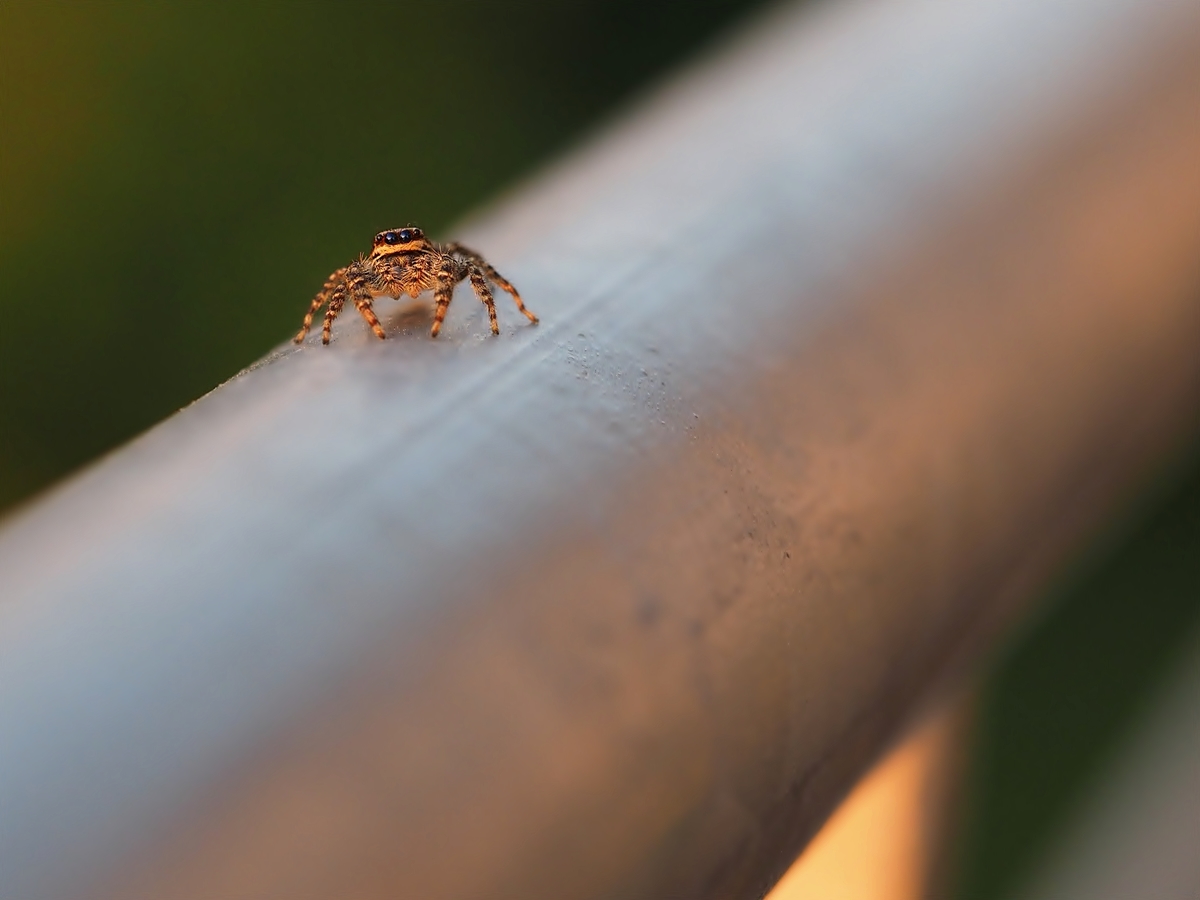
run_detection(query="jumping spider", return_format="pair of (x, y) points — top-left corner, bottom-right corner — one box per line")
(294, 226), (537, 345)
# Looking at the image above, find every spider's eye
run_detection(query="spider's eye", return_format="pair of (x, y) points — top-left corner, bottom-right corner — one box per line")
(398, 229), (412, 242)
(412, 228), (422, 239)
(383, 232), (397, 244)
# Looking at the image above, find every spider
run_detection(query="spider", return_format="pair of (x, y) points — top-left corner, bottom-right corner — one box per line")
(294, 226), (538, 345)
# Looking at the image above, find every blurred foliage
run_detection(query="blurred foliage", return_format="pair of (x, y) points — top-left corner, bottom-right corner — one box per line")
(953, 447), (1200, 900)
(0, 0), (768, 511)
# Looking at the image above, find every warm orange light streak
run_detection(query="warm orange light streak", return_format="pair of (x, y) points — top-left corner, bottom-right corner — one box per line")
(766, 706), (961, 900)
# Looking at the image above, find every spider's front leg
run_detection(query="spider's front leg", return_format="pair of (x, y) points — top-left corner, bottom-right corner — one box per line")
(353, 289), (387, 341)
(321, 285), (347, 345)
(294, 267), (347, 343)
(320, 268), (385, 344)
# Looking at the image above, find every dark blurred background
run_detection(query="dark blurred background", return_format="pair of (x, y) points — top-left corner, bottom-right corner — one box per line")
(1, 2), (1197, 898)
(0, 0), (769, 512)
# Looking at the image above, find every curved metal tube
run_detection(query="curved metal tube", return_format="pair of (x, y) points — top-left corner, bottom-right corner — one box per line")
(2, 0), (1200, 897)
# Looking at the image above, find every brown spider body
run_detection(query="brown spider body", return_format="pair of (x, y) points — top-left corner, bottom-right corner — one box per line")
(293, 226), (538, 345)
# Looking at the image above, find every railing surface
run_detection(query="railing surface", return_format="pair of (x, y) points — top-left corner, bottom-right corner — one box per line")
(2, 0), (1200, 897)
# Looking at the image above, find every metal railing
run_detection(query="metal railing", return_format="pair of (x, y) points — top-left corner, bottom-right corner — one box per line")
(2, 0), (1200, 897)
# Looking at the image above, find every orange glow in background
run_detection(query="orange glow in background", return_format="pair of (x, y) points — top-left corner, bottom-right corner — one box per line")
(767, 706), (961, 900)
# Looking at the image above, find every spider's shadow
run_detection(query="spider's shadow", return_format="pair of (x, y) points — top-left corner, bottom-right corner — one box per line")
(381, 299), (435, 336)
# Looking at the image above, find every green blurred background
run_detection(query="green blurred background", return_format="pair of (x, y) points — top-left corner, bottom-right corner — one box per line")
(1, 2), (1197, 898)
(0, 0), (767, 512)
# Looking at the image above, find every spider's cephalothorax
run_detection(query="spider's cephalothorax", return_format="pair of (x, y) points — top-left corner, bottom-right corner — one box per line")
(293, 226), (538, 345)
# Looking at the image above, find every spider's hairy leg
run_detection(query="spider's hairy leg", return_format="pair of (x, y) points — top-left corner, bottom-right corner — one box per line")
(484, 263), (537, 324)
(319, 262), (383, 345)
(294, 266), (347, 343)
(321, 285), (347, 345)
(445, 242), (538, 325)
(467, 265), (500, 336)
(430, 283), (454, 338)
(353, 288), (387, 341)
